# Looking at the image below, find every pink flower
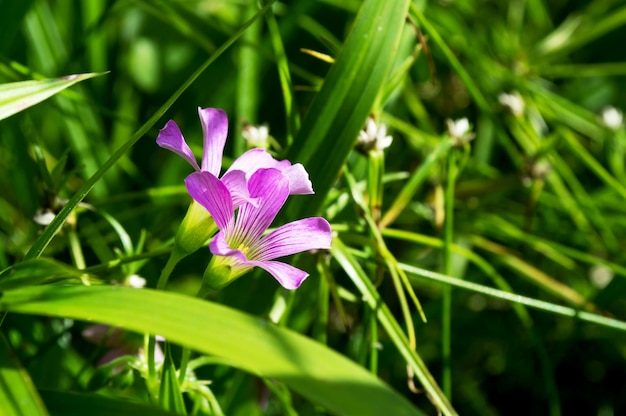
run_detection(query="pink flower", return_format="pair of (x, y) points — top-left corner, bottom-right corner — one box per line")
(186, 168), (332, 289)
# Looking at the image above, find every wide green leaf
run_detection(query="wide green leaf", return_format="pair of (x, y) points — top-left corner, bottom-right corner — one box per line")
(0, 285), (424, 416)
(0, 73), (105, 121)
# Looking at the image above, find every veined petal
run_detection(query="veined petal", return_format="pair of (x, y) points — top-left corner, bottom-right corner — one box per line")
(220, 170), (260, 208)
(250, 217), (332, 261)
(226, 148), (289, 178)
(156, 120), (200, 171)
(282, 163), (314, 195)
(198, 107), (228, 176)
(185, 172), (233, 230)
(209, 231), (248, 263)
(230, 168), (289, 244)
(247, 260), (309, 290)
(226, 148), (313, 195)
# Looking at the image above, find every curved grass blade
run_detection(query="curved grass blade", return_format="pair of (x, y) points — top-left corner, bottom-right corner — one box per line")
(0, 285), (425, 416)
(0, 332), (49, 416)
(399, 263), (626, 333)
(0, 72), (105, 121)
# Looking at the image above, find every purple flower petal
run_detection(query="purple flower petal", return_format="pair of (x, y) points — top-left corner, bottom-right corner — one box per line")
(231, 169), (289, 244)
(226, 148), (313, 195)
(220, 170), (260, 208)
(227, 148), (289, 176)
(185, 172), (233, 230)
(250, 217), (332, 261)
(156, 120), (200, 171)
(209, 231), (247, 262)
(247, 260), (309, 289)
(198, 107), (228, 176)
(282, 163), (314, 195)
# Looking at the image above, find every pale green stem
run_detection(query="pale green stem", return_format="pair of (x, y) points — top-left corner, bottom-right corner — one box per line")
(442, 149), (457, 398)
(147, 247), (186, 396)
(178, 347), (191, 386)
(67, 227), (86, 270)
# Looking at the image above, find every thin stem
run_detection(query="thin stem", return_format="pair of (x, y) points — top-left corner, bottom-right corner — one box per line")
(178, 346), (191, 385)
(67, 227), (86, 269)
(442, 148), (457, 398)
(147, 248), (186, 393)
(369, 308), (379, 374)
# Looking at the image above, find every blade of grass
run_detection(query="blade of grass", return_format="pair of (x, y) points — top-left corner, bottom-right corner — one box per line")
(0, 73), (105, 121)
(409, 3), (490, 113)
(265, 7), (299, 147)
(380, 138), (452, 228)
(399, 263), (626, 332)
(0, 285), (425, 416)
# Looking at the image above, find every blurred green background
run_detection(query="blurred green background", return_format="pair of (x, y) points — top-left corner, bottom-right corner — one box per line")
(2, 0), (626, 415)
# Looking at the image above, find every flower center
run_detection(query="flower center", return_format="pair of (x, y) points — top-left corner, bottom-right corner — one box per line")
(237, 243), (249, 255)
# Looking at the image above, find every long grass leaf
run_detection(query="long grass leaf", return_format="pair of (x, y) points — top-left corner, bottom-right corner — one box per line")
(0, 73), (105, 121)
(0, 285), (425, 416)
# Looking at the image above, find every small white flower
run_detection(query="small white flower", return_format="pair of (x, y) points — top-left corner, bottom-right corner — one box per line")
(498, 91), (525, 116)
(589, 265), (613, 289)
(242, 123), (270, 149)
(357, 117), (393, 152)
(601, 107), (623, 130)
(33, 209), (56, 226)
(126, 274), (147, 289)
(446, 118), (474, 144)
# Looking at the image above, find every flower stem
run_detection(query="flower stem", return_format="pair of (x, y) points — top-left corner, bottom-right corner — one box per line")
(442, 148), (458, 399)
(178, 346), (191, 385)
(147, 247), (187, 395)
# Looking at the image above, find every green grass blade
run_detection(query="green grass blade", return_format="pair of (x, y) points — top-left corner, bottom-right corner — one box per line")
(399, 263), (626, 333)
(265, 8), (299, 146)
(0, 332), (49, 416)
(0, 73), (105, 121)
(560, 128), (626, 201)
(409, 4), (490, 113)
(286, 0), (411, 218)
(0, 285), (424, 416)
(381, 139), (452, 228)
(159, 344), (186, 415)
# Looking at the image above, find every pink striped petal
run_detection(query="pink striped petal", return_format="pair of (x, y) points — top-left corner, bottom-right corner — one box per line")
(251, 217), (332, 261)
(156, 120), (200, 171)
(185, 172), (233, 230)
(231, 169), (289, 243)
(247, 260), (309, 290)
(226, 148), (313, 195)
(198, 107), (228, 176)
(220, 170), (259, 208)
(282, 163), (314, 195)
(226, 148), (288, 177)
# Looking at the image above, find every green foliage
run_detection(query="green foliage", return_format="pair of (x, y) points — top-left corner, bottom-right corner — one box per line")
(2, 0), (626, 415)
